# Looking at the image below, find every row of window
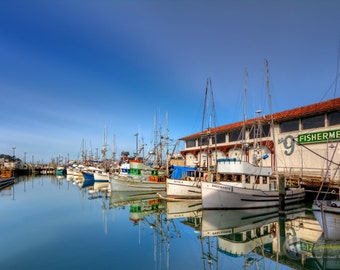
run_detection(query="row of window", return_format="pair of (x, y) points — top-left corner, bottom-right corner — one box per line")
(186, 124), (272, 147)
(185, 111), (340, 148)
(280, 111), (340, 132)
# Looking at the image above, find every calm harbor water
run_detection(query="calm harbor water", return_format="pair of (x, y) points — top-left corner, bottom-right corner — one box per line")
(0, 175), (331, 270)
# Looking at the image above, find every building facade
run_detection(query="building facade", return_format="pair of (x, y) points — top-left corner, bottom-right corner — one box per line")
(179, 98), (340, 183)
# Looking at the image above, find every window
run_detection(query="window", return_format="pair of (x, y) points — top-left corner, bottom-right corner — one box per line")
(250, 124), (271, 139)
(302, 114), (324, 130)
(262, 124), (271, 137)
(280, 119), (299, 132)
(212, 133), (226, 144)
(186, 140), (196, 148)
(229, 129), (242, 142)
(263, 225), (269, 234)
(263, 176), (267, 184)
(328, 111), (340, 126)
(256, 228), (261, 237)
(198, 136), (209, 146)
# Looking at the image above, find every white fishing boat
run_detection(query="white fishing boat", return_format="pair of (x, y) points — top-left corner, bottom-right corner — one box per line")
(93, 170), (110, 191)
(201, 61), (305, 209)
(312, 200), (340, 241)
(311, 138), (340, 240)
(166, 166), (202, 199)
(110, 174), (166, 192)
(201, 161), (305, 209)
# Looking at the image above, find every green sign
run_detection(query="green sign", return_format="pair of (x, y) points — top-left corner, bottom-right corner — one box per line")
(300, 240), (314, 253)
(297, 129), (340, 144)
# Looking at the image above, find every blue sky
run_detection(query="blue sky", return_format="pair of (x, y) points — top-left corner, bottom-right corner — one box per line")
(1, 0), (339, 163)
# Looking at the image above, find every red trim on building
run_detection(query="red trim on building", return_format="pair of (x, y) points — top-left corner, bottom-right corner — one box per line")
(180, 98), (340, 141)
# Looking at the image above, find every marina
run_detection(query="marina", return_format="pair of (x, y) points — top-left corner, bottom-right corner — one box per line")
(1, 2), (339, 269)
(0, 175), (339, 270)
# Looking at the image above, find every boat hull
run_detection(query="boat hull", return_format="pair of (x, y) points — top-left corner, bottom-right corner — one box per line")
(312, 200), (340, 240)
(166, 178), (201, 199)
(201, 181), (305, 209)
(93, 172), (110, 191)
(110, 176), (166, 192)
(81, 171), (95, 188)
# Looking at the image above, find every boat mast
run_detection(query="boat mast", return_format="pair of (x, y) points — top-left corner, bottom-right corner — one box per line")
(101, 125), (108, 161)
(199, 81), (209, 169)
(242, 69), (248, 161)
(265, 60), (279, 180)
(209, 79), (217, 169)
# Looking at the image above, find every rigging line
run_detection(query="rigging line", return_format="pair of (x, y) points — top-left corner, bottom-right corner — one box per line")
(334, 39), (340, 99)
(318, 141), (339, 200)
(293, 138), (340, 166)
(320, 70), (340, 101)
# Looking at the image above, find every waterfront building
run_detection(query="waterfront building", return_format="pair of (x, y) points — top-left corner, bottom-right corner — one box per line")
(179, 98), (340, 188)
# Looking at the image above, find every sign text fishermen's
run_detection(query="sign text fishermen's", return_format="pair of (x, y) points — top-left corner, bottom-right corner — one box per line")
(297, 129), (340, 144)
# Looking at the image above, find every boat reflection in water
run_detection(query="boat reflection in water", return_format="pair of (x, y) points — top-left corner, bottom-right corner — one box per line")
(198, 204), (323, 269)
(109, 191), (164, 210)
(73, 179), (338, 270)
(8, 175), (340, 270)
(312, 201), (340, 269)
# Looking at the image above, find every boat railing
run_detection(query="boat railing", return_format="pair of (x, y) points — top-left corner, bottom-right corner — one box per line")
(279, 166), (340, 183)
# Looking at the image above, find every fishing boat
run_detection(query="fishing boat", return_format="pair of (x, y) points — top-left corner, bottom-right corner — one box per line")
(165, 166), (202, 199)
(110, 174), (166, 192)
(93, 170), (111, 191)
(81, 166), (105, 188)
(311, 137), (340, 240)
(201, 160), (305, 209)
(55, 166), (65, 176)
(0, 166), (15, 190)
(312, 200), (340, 240)
(108, 150), (168, 193)
(201, 61), (305, 209)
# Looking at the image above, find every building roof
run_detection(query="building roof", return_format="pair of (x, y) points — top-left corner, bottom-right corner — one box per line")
(180, 97), (340, 140)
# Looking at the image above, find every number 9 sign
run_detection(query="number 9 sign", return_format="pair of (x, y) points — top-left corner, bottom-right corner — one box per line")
(279, 135), (295, 156)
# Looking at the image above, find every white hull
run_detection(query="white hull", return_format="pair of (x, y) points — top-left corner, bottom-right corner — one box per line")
(313, 200), (340, 240)
(201, 181), (305, 209)
(166, 178), (201, 199)
(110, 176), (166, 192)
(93, 171), (110, 191)
(93, 171), (110, 181)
